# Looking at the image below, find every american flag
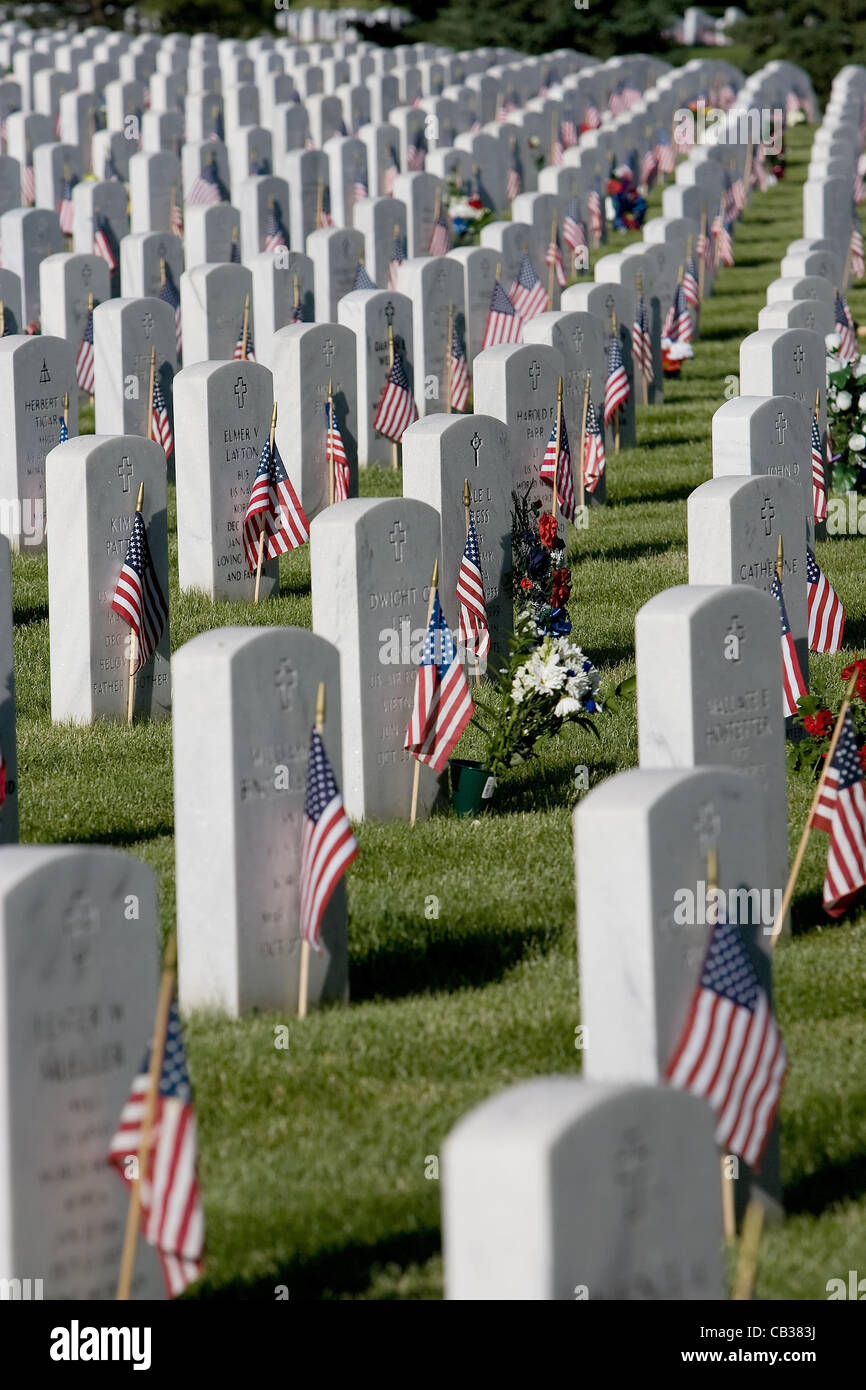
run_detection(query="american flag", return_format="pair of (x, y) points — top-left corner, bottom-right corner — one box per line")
(230, 233), (241, 264)
(110, 510), (168, 672)
(457, 514), (489, 665)
(509, 252), (548, 322)
(59, 413), (68, 444)
(731, 176), (747, 216)
(811, 410), (827, 523)
(264, 202), (287, 252)
(159, 269), (182, 358)
(300, 727), (358, 951)
(608, 86), (626, 116)
(545, 233), (567, 288)
(170, 197), (183, 238)
(75, 305), (95, 394)
(353, 259), (376, 291)
(93, 214), (117, 272)
(835, 291), (858, 364)
(428, 208), (452, 257)
(186, 162), (223, 206)
(712, 215), (734, 268)
(810, 709), (866, 918)
(582, 104), (601, 131)
(481, 278), (522, 349)
(405, 589), (474, 773)
(449, 323), (470, 412)
(373, 349), (418, 441)
(406, 136), (426, 171)
(551, 131), (564, 167)
(151, 375), (173, 460)
(242, 437), (309, 571)
(806, 547), (844, 653)
(681, 257), (700, 310)
(632, 295), (653, 382)
(21, 164), (35, 206)
(353, 167), (368, 203)
(389, 230), (406, 290)
(771, 573), (807, 717)
(233, 317), (255, 362)
(665, 282), (693, 345)
(752, 143), (768, 192)
(722, 173), (738, 223)
(640, 148), (658, 188)
(561, 119), (578, 149)
(587, 188), (603, 243)
(583, 394), (606, 495)
(850, 217), (865, 280)
(384, 147), (400, 196)
(665, 911), (786, 1169)
(655, 129), (676, 174)
(108, 999), (204, 1298)
(539, 409), (576, 522)
(325, 399), (350, 503)
(562, 198), (584, 253)
(506, 144), (523, 203)
(603, 334), (630, 426)
(58, 176), (77, 235)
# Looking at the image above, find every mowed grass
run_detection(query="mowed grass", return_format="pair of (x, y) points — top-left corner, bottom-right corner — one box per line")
(15, 125), (866, 1299)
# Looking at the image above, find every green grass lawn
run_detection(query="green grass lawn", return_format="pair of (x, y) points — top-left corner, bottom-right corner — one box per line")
(17, 125), (866, 1299)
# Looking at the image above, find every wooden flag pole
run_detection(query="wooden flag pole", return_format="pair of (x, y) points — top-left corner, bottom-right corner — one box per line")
(388, 322), (399, 471)
(327, 377), (335, 507)
(292, 274), (299, 315)
(713, 199), (723, 273)
(705, 847), (736, 1243)
(298, 682), (327, 1020)
(116, 932), (177, 1300)
(126, 482), (145, 725)
(63, 389), (69, 435)
(463, 478), (481, 689)
(88, 292), (94, 406)
(410, 558), (439, 825)
(548, 211), (558, 304)
(241, 293), (250, 361)
(698, 210), (708, 300)
(552, 375), (563, 521)
(611, 310), (621, 456)
(159, 256), (166, 289)
(445, 302), (453, 415)
(578, 371), (590, 511)
(637, 272), (648, 405)
(254, 402), (278, 604)
(146, 348), (155, 441)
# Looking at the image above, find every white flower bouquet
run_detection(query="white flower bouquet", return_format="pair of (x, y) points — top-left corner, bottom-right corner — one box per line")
(826, 335), (866, 493)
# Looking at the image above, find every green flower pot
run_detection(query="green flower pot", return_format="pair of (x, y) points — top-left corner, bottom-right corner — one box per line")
(450, 759), (493, 816)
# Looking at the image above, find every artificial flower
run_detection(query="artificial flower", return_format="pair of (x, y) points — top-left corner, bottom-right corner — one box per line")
(803, 709), (833, 738)
(538, 512), (558, 548)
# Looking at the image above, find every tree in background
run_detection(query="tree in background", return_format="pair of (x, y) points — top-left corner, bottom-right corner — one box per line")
(420, 0), (678, 58)
(730, 2), (866, 100)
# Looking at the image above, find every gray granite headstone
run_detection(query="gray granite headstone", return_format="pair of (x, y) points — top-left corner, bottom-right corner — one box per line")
(337, 287), (414, 466)
(394, 255), (465, 417)
(0, 207), (64, 330)
(473, 342), (564, 515)
(272, 321), (358, 521)
(180, 262), (253, 367)
(93, 297), (176, 444)
(712, 394), (815, 542)
(0, 334), (76, 552)
(39, 252), (109, 351)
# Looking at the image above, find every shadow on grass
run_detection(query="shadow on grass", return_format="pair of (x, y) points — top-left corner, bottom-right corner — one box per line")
(350, 918), (557, 1002)
(13, 604), (49, 627)
(785, 1154), (866, 1218)
(191, 1228), (441, 1301)
(57, 822), (174, 849)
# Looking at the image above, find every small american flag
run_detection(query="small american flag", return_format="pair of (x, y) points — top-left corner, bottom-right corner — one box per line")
(545, 233), (567, 288)
(712, 215), (734, 267)
(562, 198), (584, 253)
(603, 335), (630, 426)
(806, 547), (844, 653)
(187, 162), (223, 206)
(561, 119), (578, 149)
(405, 589), (474, 773)
(76, 306), (95, 394)
(665, 911), (786, 1169)
(449, 323), (470, 412)
(373, 349), (418, 441)
(811, 410), (827, 523)
(582, 104), (601, 131)
(151, 375), (173, 460)
(58, 175), (77, 235)
(352, 167), (368, 203)
(159, 269), (182, 358)
(539, 409), (576, 522)
(300, 728), (358, 952)
(722, 173), (738, 223)
(59, 414), (68, 444)
(21, 164), (35, 206)
(353, 260), (376, 291)
(384, 148), (400, 196)
(632, 296), (654, 383)
(550, 133), (564, 167)
(697, 226), (714, 267)
(170, 198), (183, 239)
(93, 214), (118, 272)
(640, 148), (658, 188)
(481, 278), (522, 349)
(835, 291), (858, 364)
(771, 573), (807, 717)
(587, 188), (603, 242)
(108, 999), (204, 1298)
(811, 709), (866, 917)
(242, 437), (309, 570)
(428, 208), (452, 257)
(608, 86), (626, 116)
(731, 176), (747, 215)
(655, 129), (676, 174)
(509, 252), (548, 323)
(233, 317), (255, 361)
(389, 231), (406, 290)
(583, 394), (606, 495)
(264, 202), (287, 252)
(850, 217), (865, 280)
(506, 144), (523, 203)
(457, 515), (489, 665)
(110, 510), (168, 672)
(681, 257), (700, 310)
(325, 400), (350, 503)
(230, 234), (241, 264)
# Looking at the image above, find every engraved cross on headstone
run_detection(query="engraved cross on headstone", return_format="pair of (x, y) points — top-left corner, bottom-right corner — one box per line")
(81, 263), (93, 286)
(528, 359), (540, 390)
(234, 375), (247, 409)
(63, 892), (99, 970)
(274, 658), (297, 710)
(774, 411), (787, 444)
(470, 432), (482, 467)
(322, 338), (335, 367)
(118, 455), (133, 492)
(793, 344), (804, 373)
(761, 496), (775, 535)
(142, 311), (154, 339)
(693, 801), (720, 852)
(384, 300), (395, 326)
(604, 291), (616, 318)
(572, 326), (585, 351)
(390, 520), (406, 561)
